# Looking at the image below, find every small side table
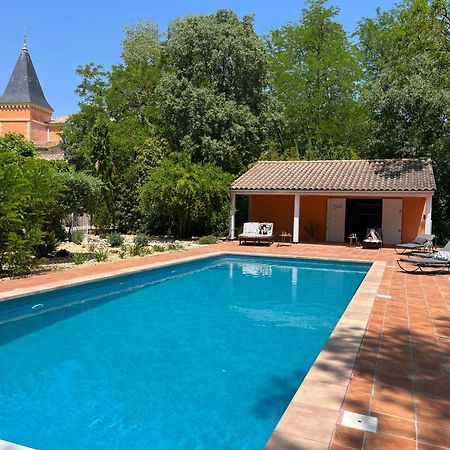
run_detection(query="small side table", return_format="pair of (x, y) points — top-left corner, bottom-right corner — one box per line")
(348, 233), (359, 246)
(279, 232), (292, 246)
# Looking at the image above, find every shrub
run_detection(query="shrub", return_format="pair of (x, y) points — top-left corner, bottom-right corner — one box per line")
(71, 230), (84, 245)
(0, 151), (63, 277)
(34, 230), (61, 258)
(140, 157), (233, 238)
(198, 235), (218, 245)
(166, 243), (183, 251)
(134, 233), (149, 247)
(151, 244), (166, 253)
(118, 246), (127, 259)
(129, 245), (144, 256)
(94, 248), (109, 262)
(73, 253), (86, 265)
(108, 232), (124, 247)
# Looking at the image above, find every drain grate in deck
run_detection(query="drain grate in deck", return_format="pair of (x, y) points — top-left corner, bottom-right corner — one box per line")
(341, 411), (378, 433)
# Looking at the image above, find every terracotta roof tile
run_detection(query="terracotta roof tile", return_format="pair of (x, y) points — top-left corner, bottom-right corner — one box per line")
(232, 159), (436, 192)
(49, 115), (70, 124)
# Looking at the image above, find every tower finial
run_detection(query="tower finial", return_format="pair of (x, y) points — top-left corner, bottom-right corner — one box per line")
(23, 28), (27, 51)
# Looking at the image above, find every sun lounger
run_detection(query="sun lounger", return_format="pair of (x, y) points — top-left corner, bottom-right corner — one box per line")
(397, 241), (450, 273)
(239, 222), (274, 245)
(409, 240), (450, 258)
(362, 228), (383, 249)
(395, 234), (435, 254)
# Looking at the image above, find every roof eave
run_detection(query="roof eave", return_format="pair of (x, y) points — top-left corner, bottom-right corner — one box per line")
(231, 188), (435, 196)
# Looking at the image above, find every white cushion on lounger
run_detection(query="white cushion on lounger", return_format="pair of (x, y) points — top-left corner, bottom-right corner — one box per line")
(242, 222), (260, 235)
(435, 251), (450, 261)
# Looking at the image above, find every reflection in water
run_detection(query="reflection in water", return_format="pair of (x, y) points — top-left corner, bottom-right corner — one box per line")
(230, 306), (335, 329)
(291, 267), (298, 305)
(241, 263), (273, 278)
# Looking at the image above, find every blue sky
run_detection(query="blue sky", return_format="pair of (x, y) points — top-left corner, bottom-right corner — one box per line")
(1, 0), (397, 116)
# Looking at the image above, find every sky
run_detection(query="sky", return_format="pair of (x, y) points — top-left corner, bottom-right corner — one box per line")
(0, 0), (397, 116)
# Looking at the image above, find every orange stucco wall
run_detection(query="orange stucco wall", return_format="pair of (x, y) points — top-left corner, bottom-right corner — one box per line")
(248, 195), (294, 238)
(0, 121), (28, 136)
(48, 127), (62, 141)
(299, 196), (328, 241)
(246, 193), (428, 244)
(0, 105), (62, 144)
(30, 121), (49, 141)
(402, 197), (426, 243)
(0, 108), (32, 120)
(30, 107), (52, 123)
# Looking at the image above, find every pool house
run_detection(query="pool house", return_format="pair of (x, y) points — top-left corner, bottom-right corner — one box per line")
(230, 159), (436, 245)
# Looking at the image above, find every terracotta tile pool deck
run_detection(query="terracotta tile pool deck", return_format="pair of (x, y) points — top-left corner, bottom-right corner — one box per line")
(0, 242), (449, 450)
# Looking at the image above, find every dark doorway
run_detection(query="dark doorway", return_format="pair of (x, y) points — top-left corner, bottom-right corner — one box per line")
(345, 199), (382, 242)
(235, 195), (248, 235)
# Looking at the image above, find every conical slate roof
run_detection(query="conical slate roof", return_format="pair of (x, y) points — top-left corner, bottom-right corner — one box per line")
(0, 42), (53, 111)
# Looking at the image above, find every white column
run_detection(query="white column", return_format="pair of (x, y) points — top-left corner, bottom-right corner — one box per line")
(425, 195), (433, 234)
(293, 194), (300, 243)
(229, 192), (236, 239)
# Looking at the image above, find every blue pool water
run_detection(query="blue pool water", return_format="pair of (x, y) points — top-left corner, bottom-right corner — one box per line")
(0, 255), (369, 449)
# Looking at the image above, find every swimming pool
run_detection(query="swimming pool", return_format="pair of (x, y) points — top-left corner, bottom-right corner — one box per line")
(0, 255), (370, 449)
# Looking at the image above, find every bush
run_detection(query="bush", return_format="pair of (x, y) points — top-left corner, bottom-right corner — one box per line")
(71, 230), (84, 245)
(94, 248), (109, 262)
(134, 233), (149, 247)
(151, 244), (166, 253)
(73, 253), (86, 265)
(140, 157), (233, 238)
(108, 232), (124, 247)
(198, 235), (218, 245)
(34, 230), (61, 258)
(129, 245), (145, 256)
(166, 243), (183, 251)
(0, 151), (63, 277)
(118, 246), (127, 259)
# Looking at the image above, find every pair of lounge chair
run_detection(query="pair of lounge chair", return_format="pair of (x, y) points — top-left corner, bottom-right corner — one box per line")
(397, 240), (450, 274)
(238, 222), (274, 245)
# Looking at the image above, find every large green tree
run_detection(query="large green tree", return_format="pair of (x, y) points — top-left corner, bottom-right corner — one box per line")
(158, 9), (280, 173)
(358, 0), (450, 239)
(267, 0), (365, 156)
(0, 151), (63, 276)
(140, 156), (233, 237)
(62, 24), (166, 231)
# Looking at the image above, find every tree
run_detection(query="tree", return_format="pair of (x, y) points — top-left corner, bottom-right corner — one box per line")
(122, 21), (162, 66)
(358, 0), (450, 239)
(140, 156), (233, 237)
(158, 9), (280, 173)
(0, 152), (63, 276)
(62, 22), (166, 231)
(267, 0), (365, 157)
(0, 133), (36, 157)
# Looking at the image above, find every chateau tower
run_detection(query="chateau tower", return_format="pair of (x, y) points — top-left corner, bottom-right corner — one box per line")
(0, 39), (67, 159)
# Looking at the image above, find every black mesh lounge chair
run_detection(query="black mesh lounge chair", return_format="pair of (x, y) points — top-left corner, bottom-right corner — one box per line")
(397, 241), (450, 274)
(395, 234), (435, 254)
(362, 228), (383, 249)
(409, 240), (450, 258)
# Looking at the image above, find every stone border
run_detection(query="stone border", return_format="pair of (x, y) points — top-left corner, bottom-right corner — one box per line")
(0, 252), (225, 302)
(0, 439), (34, 450)
(0, 250), (385, 450)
